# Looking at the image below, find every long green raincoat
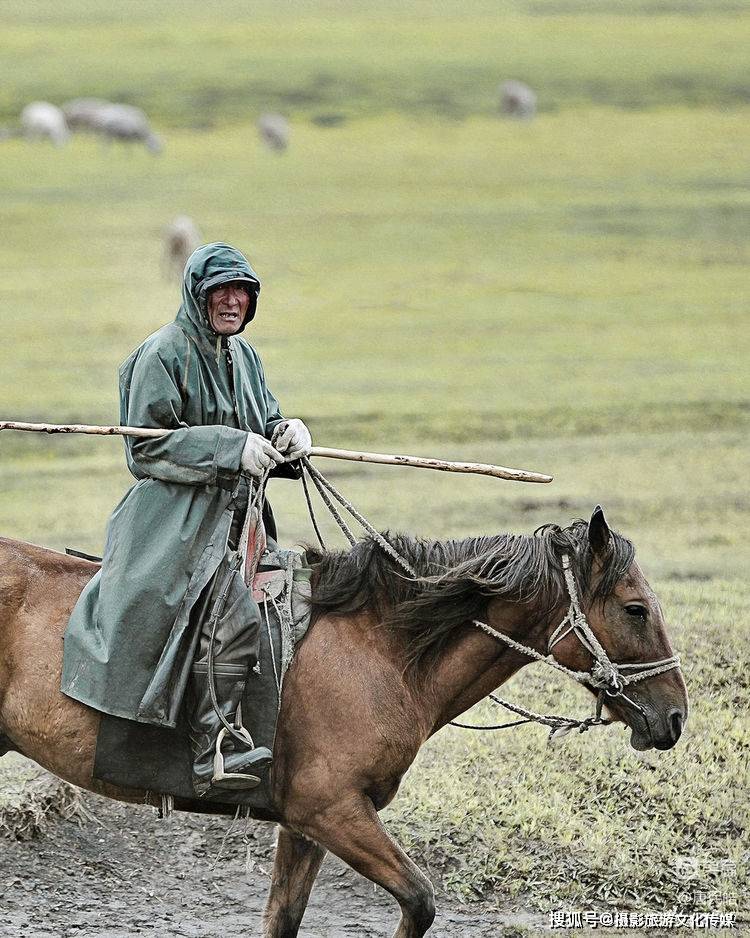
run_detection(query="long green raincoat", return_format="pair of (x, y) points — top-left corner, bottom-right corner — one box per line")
(62, 243), (293, 728)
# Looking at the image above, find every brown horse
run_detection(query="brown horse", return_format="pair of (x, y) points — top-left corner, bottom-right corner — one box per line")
(0, 508), (687, 938)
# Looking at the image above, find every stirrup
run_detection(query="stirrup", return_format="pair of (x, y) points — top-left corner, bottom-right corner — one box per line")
(211, 727), (271, 790)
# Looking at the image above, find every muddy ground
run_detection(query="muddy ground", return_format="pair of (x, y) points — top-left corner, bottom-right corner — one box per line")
(0, 795), (542, 937)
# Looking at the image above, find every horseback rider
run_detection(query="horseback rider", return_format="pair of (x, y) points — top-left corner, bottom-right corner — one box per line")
(61, 242), (311, 792)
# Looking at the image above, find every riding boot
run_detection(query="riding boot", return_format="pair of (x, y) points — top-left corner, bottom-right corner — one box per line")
(188, 663), (272, 796)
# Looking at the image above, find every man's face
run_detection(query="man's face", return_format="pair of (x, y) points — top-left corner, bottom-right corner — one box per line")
(207, 282), (251, 335)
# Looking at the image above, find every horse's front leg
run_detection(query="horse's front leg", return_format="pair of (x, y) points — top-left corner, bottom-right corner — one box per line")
(294, 794), (435, 938)
(262, 825), (327, 938)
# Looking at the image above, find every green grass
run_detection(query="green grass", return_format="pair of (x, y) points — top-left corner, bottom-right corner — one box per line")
(0, 110), (747, 578)
(0, 0), (748, 921)
(2, 0), (750, 125)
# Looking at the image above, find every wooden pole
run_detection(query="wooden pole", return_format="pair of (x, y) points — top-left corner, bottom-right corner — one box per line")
(0, 420), (553, 484)
(309, 446), (552, 484)
(0, 420), (167, 438)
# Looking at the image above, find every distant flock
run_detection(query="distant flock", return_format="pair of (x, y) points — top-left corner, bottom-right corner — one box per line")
(16, 99), (162, 152)
(5, 80), (537, 153)
(8, 82), (537, 280)
(9, 100), (295, 155)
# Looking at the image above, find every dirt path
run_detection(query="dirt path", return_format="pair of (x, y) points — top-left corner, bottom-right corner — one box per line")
(0, 795), (537, 937)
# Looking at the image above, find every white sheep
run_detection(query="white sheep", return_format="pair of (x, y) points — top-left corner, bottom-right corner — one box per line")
(257, 113), (289, 153)
(63, 99), (162, 154)
(61, 97), (112, 132)
(96, 104), (163, 154)
(498, 81), (537, 121)
(163, 216), (202, 280)
(20, 102), (70, 146)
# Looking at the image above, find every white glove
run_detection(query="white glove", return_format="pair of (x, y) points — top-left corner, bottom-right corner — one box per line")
(274, 419), (312, 460)
(240, 432), (284, 477)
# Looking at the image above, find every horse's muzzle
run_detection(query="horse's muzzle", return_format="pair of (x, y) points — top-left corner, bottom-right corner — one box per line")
(654, 708), (684, 750)
(638, 706), (685, 751)
(613, 695), (685, 751)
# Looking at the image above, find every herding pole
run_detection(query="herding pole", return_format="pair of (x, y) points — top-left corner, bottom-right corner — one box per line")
(0, 420), (553, 484)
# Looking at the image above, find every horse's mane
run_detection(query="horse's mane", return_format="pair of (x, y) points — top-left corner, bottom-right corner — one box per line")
(308, 520), (635, 670)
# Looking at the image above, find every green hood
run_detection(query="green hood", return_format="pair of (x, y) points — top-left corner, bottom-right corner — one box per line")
(177, 242), (261, 342)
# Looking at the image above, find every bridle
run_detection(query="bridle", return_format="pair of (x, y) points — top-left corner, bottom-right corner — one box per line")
(281, 457), (684, 738)
(548, 554), (681, 691)
(467, 553), (682, 733)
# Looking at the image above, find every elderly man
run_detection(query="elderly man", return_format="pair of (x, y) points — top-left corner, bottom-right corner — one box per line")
(62, 242), (311, 792)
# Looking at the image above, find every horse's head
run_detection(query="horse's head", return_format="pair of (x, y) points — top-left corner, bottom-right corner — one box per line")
(546, 507), (688, 751)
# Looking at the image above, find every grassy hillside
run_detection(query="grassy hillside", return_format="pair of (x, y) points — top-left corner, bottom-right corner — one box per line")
(1, 0), (750, 126)
(0, 111), (746, 578)
(0, 0), (747, 923)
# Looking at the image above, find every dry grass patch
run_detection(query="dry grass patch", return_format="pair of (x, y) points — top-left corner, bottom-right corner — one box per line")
(0, 754), (80, 840)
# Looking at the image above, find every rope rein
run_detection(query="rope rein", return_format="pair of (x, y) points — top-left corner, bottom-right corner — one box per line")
(289, 457), (681, 739)
(300, 457), (419, 578)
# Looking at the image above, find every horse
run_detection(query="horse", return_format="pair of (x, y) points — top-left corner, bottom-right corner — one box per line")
(0, 507), (687, 938)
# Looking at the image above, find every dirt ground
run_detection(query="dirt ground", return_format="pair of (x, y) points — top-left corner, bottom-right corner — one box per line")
(0, 795), (540, 937)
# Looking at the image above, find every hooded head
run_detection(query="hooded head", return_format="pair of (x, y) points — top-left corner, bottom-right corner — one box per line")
(178, 242), (261, 339)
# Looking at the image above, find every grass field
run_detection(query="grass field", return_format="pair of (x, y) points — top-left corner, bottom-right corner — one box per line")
(1, 0), (748, 923)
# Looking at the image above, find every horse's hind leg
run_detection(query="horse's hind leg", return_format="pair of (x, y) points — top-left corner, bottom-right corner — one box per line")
(262, 825), (327, 938)
(299, 795), (435, 938)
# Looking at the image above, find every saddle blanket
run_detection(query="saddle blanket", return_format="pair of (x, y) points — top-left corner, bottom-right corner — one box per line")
(92, 549), (311, 819)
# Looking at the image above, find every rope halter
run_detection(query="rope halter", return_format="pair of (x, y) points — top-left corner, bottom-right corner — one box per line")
(470, 552), (681, 733)
(546, 554), (681, 695)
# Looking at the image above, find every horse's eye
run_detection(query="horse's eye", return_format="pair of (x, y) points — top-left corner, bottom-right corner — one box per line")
(625, 604), (648, 621)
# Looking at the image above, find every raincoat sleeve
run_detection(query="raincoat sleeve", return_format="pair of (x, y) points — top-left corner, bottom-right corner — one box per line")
(122, 346), (246, 486)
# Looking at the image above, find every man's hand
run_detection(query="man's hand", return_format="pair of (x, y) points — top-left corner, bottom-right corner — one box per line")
(274, 419), (312, 461)
(241, 432), (284, 477)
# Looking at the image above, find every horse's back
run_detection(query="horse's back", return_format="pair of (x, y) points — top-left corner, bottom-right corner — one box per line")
(0, 536), (98, 609)
(0, 535), (99, 572)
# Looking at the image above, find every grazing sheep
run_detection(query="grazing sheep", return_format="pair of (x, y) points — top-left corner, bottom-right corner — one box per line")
(96, 104), (162, 154)
(61, 97), (112, 132)
(257, 113), (289, 152)
(499, 80), (537, 120)
(163, 216), (202, 280)
(63, 99), (162, 153)
(20, 102), (70, 146)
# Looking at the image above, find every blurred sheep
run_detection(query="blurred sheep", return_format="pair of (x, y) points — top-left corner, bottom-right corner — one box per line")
(498, 81), (537, 121)
(97, 104), (162, 154)
(62, 98), (162, 153)
(257, 113), (289, 152)
(62, 97), (112, 132)
(20, 102), (70, 146)
(163, 216), (202, 280)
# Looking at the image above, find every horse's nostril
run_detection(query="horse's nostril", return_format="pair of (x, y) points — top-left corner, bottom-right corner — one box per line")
(669, 709), (683, 742)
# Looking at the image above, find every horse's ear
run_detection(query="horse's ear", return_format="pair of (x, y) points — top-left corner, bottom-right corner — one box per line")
(588, 505), (611, 558)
